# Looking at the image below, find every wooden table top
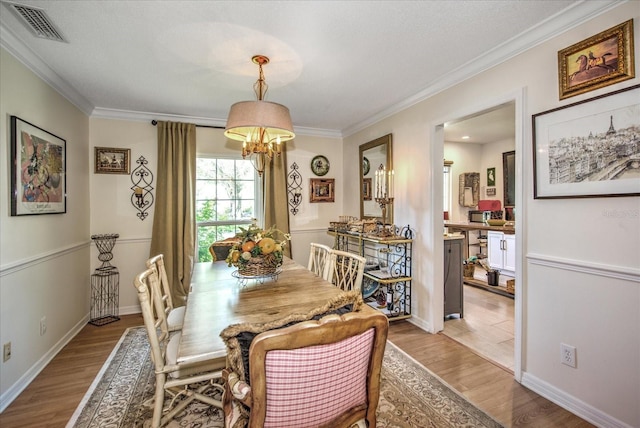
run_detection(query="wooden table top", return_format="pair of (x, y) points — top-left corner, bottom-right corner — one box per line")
(178, 258), (349, 364)
(444, 221), (515, 234)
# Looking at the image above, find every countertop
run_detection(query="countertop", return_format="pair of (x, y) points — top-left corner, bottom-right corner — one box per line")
(444, 221), (515, 234)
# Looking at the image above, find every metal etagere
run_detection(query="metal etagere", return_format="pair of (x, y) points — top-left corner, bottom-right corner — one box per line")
(328, 224), (414, 320)
(89, 234), (120, 326)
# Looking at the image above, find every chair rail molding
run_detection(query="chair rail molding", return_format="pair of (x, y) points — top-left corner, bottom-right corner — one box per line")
(0, 241), (90, 276)
(527, 253), (640, 283)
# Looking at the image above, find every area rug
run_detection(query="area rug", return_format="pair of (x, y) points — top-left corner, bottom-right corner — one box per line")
(67, 327), (503, 428)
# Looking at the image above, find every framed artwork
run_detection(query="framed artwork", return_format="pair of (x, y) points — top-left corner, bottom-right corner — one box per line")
(362, 178), (372, 200)
(310, 155), (330, 176)
(95, 147), (131, 174)
(558, 19), (634, 100)
(486, 187), (496, 197)
(487, 167), (496, 186)
(10, 116), (66, 216)
(309, 178), (335, 203)
(532, 84), (639, 199)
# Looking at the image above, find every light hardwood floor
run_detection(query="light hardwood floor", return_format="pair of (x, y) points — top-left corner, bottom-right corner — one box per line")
(443, 283), (515, 370)
(0, 313), (592, 428)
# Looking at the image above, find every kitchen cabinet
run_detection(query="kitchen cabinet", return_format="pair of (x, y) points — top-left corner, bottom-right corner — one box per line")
(444, 236), (463, 317)
(487, 231), (515, 276)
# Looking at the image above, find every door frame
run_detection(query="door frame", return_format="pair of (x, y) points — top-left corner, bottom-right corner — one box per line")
(430, 88), (525, 381)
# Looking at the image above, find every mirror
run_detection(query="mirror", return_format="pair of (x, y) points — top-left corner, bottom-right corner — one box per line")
(359, 134), (393, 223)
(503, 150), (515, 220)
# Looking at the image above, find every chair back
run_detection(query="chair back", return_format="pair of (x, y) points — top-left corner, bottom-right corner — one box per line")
(146, 254), (176, 316)
(326, 249), (366, 292)
(248, 310), (388, 428)
(133, 267), (170, 371)
(307, 242), (332, 280)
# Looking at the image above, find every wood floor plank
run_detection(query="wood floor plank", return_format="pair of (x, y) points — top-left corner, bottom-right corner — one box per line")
(0, 313), (593, 428)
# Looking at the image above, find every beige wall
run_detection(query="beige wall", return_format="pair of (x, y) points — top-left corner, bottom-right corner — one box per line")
(88, 118), (344, 312)
(343, 4), (639, 426)
(0, 48), (90, 407)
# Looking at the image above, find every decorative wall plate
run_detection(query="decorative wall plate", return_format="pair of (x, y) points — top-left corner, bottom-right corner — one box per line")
(311, 155), (330, 176)
(363, 157), (370, 175)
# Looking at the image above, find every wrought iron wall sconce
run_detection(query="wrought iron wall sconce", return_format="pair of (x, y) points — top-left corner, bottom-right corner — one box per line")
(287, 162), (302, 215)
(130, 156), (154, 220)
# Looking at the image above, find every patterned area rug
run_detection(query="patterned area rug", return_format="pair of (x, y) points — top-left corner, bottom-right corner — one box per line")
(67, 327), (503, 428)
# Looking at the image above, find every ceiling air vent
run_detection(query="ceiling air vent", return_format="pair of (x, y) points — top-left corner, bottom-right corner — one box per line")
(7, 2), (67, 43)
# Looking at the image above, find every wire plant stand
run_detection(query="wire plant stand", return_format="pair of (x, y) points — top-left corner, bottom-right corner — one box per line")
(89, 233), (120, 326)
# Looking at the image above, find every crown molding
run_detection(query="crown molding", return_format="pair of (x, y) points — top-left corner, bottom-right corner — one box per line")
(342, 0), (623, 137)
(0, 22), (94, 115)
(91, 107), (343, 139)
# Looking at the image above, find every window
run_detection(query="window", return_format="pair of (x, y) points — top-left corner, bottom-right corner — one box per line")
(195, 157), (259, 262)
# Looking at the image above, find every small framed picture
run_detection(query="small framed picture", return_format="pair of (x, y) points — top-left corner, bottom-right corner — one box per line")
(11, 116), (66, 216)
(95, 147), (131, 174)
(310, 178), (335, 203)
(558, 19), (634, 100)
(487, 167), (496, 186)
(362, 178), (372, 201)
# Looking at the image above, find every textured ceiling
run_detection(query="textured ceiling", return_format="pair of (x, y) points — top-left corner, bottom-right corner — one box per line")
(0, 1), (617, 137)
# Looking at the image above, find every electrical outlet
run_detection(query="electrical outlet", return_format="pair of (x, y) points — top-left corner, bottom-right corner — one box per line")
(40, 316), (47, 336)
(3, 342), (11, 362)
(561, 343), (576, 368)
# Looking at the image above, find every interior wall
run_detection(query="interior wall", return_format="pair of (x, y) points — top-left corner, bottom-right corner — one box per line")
(0, 48), (90, 409)
(343, 4), (639, 427)
(444, 138), (516, 222)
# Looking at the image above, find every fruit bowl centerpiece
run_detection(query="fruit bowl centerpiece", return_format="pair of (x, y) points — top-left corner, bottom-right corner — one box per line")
(225, 220), (290, 277)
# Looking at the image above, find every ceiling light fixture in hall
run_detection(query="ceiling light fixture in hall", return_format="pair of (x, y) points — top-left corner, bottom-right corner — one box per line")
(224, 55), (295, 176)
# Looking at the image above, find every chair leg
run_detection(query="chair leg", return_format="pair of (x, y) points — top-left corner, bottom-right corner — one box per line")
(152, 373), (166, 428)
(160, 381), (224, 426)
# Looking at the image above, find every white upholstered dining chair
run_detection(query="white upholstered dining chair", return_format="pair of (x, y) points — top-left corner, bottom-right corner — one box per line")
(146, 254), (185, 332)
(325, 249), (366, 292)
(134, 267), (225, 428)
(307, 242), (332, 280)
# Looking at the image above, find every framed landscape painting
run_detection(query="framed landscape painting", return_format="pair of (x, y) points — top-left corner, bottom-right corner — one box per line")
(532, 85), (640, 199)
(11, 116), (66, 215)
(558, 19), (634, 100)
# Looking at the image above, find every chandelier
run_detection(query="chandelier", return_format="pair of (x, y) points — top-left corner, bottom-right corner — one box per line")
(224, 55), (295, 176)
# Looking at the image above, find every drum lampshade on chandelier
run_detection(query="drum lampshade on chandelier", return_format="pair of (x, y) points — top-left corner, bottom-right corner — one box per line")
(224, 55), (295, 176)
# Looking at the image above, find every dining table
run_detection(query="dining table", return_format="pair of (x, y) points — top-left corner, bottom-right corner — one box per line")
(177, 257), (369, 364)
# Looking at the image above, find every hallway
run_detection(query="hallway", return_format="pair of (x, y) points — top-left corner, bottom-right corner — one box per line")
(443, 283), (514, 371)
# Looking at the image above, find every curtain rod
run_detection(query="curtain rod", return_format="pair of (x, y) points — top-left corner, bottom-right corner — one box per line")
(150, 120), (225, 130)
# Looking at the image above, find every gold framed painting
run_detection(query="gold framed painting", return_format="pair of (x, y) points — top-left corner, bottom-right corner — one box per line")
(309, 178), (335, 203)
(362, 178), (372, 200)
(558, 19), (634, 100)
(95, 147), (131, 174)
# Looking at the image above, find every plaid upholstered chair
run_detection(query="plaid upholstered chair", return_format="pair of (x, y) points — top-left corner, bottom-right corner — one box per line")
(307, 242), (332, 280)
(220, 296), (388, 428)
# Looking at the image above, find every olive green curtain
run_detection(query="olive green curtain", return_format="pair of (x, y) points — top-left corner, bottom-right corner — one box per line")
(263, 149), (292, 258)
(149, 121), (196, 308)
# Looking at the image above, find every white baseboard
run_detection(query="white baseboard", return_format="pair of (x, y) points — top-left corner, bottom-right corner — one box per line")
(0, 314), (89, 413)
(521, 371), (633, 428)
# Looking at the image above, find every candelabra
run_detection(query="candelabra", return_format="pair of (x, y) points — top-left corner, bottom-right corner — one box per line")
(374, 196), (394, 237)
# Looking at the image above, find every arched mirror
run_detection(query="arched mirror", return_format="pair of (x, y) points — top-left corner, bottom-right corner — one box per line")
(359, 134), (393, 223)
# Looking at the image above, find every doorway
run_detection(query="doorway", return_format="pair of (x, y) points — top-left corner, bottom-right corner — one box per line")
(439, 98), (521, 374)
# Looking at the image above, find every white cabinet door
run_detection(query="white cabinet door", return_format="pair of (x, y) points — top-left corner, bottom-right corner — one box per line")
(487, 231), (516, 276)
(487, 231), (503, 270)
(503, 234), (516, 273)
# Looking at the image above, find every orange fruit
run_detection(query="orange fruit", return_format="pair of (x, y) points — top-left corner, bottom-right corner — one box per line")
(241, 241), (256, 252)
(258, 237), (276, 254)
